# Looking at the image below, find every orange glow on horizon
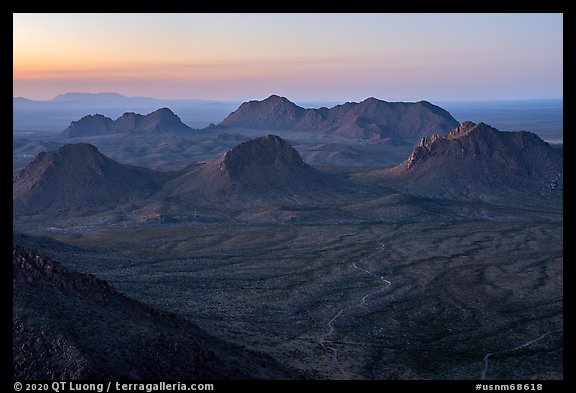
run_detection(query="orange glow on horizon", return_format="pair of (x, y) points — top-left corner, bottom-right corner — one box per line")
(13, 13), (562, 101)
(13, 55), (398, 82)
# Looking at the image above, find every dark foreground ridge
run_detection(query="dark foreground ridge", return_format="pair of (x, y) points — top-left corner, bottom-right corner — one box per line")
(13, 243), (298, 379)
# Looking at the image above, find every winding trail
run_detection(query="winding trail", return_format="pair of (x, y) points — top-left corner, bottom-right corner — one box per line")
(318, 242), (392, 378)
(480, 328), (562, 380)
(318, 309), (348, 376)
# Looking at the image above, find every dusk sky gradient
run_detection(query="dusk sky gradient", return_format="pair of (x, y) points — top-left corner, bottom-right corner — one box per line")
(13, 13), (563, 102)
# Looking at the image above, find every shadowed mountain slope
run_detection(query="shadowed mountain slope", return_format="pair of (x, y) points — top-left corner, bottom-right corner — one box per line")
(13, 143), (175, 214)
(13, 244), (298, 379)
(383, 121), (563, 204)
(163, 135), (346, 205)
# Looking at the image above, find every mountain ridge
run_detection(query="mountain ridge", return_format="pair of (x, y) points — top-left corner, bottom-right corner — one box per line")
(219, 95), (460, 143)
(384, 121), (563, 203)
(61, 108), (194, 138)
(53, 92), (129, 102)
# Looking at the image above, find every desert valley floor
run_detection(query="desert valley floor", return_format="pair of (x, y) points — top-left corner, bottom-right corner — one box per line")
(14, 217), (563, 379)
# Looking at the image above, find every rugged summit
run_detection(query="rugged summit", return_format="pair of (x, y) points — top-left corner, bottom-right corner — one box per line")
(61, 108), (192, 138)
(220, 95), (312, 130)
(13, 143), (171, 213)
(218, 134), (309, 180)
(219, 95), (459, 143)
(13, 244), (296, 379)
(62, 114), (114, 137)
(163, 135), (338, 204)
(388, 121), (563, 201)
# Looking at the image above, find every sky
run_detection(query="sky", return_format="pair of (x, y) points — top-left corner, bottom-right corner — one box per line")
(13, 13), (563, 102)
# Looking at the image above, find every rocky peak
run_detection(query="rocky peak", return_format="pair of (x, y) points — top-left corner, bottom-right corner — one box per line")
(447, 121), (479, 139)
(218, 135), (305, 178)
(263, 94), (294, 105)
(61, 108), (192, 138)
(406, 122), (496, 169)
(403, 121), (561, 189)
(13, 143), (167, 214)
(14, 143), (105, 183)
(359, 97), (384, 106)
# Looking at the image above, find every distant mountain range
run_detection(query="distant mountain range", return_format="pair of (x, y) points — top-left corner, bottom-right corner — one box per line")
(61, 108), (194, 137)
(219, 95), (459, 143)
(54, 95), (459, 143)
(14, 92), (215, 105)
(14, 93), (563, 145)
(13, 93), (240, 131)
(13, 243), (296, 379)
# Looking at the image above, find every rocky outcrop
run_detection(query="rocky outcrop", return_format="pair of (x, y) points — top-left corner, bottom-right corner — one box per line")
(387, 122), (563, 202)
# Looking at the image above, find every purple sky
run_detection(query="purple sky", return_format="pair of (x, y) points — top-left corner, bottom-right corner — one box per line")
(13, 13), (563, 102)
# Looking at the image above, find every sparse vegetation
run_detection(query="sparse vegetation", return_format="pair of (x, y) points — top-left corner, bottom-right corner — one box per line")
(13, 107), (562, 380)
(15, 218), (562, 379)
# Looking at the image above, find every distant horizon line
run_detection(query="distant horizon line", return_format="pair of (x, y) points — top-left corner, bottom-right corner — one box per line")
(13, 92), (564, 104)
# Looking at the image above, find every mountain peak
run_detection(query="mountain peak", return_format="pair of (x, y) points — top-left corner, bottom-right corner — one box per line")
(163, 135), (333, 203)
(395, 122), (563, 201)
(151, 107), (176, 115)
(144, 107), (184, 124)
(13, 143), (166, 214)
(219, 96), (306, 131)
(218, 135), (305, 178)
(263, 94), (291, 103)
(360, 97), (384, 105)
(61, 108), (192, 138)
(447, 121), (495, 139)
(19, 143), (106, 175)
(57, 142), (100, 155)
(413, 122), (501, 153)
(260, 95), (301, 110)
